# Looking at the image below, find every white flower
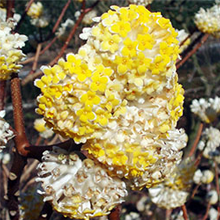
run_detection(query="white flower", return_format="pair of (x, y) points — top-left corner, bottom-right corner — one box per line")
(193, 169), (214, 184)
(128, 0), (154, 6)
(195, 4), (220, 38)
(0, 19), (27, 80)
(0, 110), (14, 151)
(198, 127), (220, 158)
(27, 2), (49, 28)
(206, 190), (218, 204)
(37, 147), (128, 220)
(0, 152), (10, 164)
(209, 207), (218, 220)
(190, 97), (220, 123)
(82, 10), (98, 25)
(149, 160), (195, 209)
(125, 212), (141, 220)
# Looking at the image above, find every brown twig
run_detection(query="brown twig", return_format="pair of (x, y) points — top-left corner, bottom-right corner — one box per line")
(20, 36), (58, 65)
(0, 81), (6, 110)
(108, 206), (120, 220)
(202, 203), (211, 220)
(28, 43), (42, 75)
(215, 161), (220, 214)
(52, 0), (71, 34)
(191, 184), (201, 199)
(6, 0), (15, 19)
(10, 73), (30, 156)
(177, 33), (209, 69)
(188, 123), (203, 157)
(14, 0), (35, 32)
(181, 204), (189, 220)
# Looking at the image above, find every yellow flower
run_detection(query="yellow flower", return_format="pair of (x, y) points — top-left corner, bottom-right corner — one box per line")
(90, 72), (108, 92)
(76, 106), (95, 123)
(110, 21), (131, 38)
(100, 33), (121, 53)
(80, 91), (101, 106)
(94, 108), (111, 126)
(121, 38), (138, 57)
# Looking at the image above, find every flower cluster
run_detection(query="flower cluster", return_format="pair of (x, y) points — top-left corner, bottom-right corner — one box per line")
(0, 110), (14, 151)
(27, 2), (49, 28)
(0, 8), (21, 28)
(36, 5), (185, 218)
(37, 147), (127, 220)
(194, 4), (220, 38)
(0, 10), (27, 80)
(190, 96), (220, 123)
(198, 127), (220, 158)
(149, 160), (196, 209)
(34, 118), (54, 139)
(193, 169), (214, 184)
(128, 0), (154, 6)
(36, 5), (184, 184)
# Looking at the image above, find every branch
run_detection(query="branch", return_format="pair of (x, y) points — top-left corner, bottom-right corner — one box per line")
(14, 0), (35, 32)
(6, 148), (27, 220)
(181, 204), (189, 220)
(108, 206), (120, 220)
(177, 33), (209, 69)
(10, 73), (30, 156)
(188, 123), (203, 157)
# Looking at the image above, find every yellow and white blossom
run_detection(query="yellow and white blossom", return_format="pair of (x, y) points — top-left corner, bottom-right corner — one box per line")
(193, 169), (214, 184)
(190, 97), (220, 123)
(27, 2), (49, 28)
(37, 147), (127, 220)
(194, 4), (220, 38)
(35, 5), (185, 188)
(0, 18), (27, 80)
(198, 127), (220, 158)
(149, 160), (195, 209)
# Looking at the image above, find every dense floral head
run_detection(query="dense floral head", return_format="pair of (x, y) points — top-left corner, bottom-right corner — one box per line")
(37, 147), (127, 220)
(194, 4), (220, 38)
(35, 5), (184, 187)
(149, 160), (196, 209)
(0, 110), (14, 151)
(0, 18), (27, 80)
(27, 2), (49, 28)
